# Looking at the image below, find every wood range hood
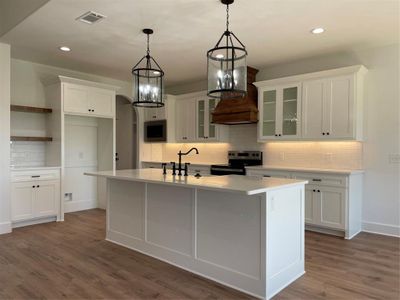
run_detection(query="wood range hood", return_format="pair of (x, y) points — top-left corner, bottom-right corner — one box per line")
(211, 67), (259, 125)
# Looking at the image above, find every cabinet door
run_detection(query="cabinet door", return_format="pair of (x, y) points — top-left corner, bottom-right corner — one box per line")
(281, 85), (301, 138)
(304, 186), (317, 225)
(89, 87), (115, 117)
(324, 75), (354, 138)
(11, 182), (35, 221)
(186, 99), (197, 141)
(260, 88), (279, 138)
(197, 99), (206, 139)
(34, 180), (59, 218)
(175, 101), (186, 142)
(302, 79), (325, 139)
(316, 186), (346, 229)
(63, 84), (89, 114)
(207, 98), (218, 140)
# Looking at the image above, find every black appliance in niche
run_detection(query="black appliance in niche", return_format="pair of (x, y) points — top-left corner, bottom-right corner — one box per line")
(210, 151), (262, 175)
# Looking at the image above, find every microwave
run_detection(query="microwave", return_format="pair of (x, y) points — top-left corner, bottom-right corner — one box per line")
(144, 120), (167, 142)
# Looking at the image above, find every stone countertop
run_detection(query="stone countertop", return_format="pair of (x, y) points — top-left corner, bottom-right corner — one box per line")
(85, 168), (308, 196)
(245, 165), (364, 175)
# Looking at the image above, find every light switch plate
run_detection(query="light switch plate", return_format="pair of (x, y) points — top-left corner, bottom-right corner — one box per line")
(389, 154), (400, 164)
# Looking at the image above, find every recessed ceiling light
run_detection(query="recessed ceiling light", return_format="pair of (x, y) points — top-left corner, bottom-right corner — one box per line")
(311, 27), (325, 34)
(216, 54), (224, 59)
(59, 46), (71, 52)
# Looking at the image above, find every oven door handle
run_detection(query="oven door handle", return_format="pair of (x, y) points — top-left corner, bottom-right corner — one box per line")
(210, 167), (244, 172)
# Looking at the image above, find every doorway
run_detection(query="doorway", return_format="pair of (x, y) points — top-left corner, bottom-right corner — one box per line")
(116, 95), (138, 170)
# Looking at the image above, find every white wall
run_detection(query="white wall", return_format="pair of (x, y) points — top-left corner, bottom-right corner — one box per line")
(0, 43), (11, 234)
(166, 44), (400, 236)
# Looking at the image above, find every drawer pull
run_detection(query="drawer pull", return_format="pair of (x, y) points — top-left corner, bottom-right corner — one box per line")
(263, 175), (271, 177)
(312, 178), (322, 182)
(31, 175), (41, 178)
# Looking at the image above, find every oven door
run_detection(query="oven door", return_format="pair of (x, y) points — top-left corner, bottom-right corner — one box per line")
(144, 120), (167, 142)
(210, 167), (246, 176)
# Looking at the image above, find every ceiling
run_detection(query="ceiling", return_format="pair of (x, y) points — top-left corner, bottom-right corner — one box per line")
(0, 0), (398, 86)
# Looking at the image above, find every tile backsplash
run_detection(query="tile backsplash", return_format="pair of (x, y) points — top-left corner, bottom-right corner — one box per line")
(10, 141), (46, 167)
(159, 124), (363, 170)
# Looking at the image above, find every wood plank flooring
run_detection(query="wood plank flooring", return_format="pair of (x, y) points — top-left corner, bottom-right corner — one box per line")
(0, 209), (398, 300)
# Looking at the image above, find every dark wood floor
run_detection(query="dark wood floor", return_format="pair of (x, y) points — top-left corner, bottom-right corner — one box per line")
(0, 209), (398, 300)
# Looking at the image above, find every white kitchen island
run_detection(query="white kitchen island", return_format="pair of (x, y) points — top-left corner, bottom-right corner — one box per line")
(85, 169), (308, 299)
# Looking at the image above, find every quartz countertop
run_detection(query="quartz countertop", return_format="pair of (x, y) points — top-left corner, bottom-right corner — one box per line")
(85, 168), (308, 195)
(141, 160), (218, 167)
(10, 166), (61, 171)
(245, 165), (364, 175)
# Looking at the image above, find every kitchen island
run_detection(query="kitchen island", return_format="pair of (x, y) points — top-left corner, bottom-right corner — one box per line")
(85, 169), (308, 299)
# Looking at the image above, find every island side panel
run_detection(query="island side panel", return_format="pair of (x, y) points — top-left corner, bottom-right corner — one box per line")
(265, 185), (305, 299)
(105, 178), (268, 299)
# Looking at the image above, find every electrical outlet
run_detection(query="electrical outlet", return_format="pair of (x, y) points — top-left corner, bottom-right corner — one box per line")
(389, 154), (400, 164)
(324, 153), (333, 162)
(64, 193), (73, 201)
(280, 152), (285, 161)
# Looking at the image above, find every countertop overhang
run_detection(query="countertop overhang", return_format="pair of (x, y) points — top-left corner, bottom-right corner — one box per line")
(85, 169), (308, 195)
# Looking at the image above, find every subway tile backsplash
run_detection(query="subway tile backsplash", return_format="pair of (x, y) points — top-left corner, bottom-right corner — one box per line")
(161, 124), (363, 170)
(10, 141), (46, 167)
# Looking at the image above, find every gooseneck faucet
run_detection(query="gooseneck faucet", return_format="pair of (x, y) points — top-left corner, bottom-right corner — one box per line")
(177, 147), (199, 176)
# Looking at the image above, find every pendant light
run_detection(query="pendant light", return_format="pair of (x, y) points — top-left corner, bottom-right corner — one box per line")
(207, 0), (247, 100)
(132, 29), (164, 107)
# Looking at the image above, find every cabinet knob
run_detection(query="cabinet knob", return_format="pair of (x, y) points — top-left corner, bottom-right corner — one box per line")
(313, 189), (316, 192)
(327, 132), (330, 135)
(88, 109), (91, 112)
(318, 190), (321, 193)
(274, 134), (277, 137)
(32, 185), (35, 188)
(322, 132), (325, 135)
(37, 185), (39, 188)
(279, 134), (282, 137)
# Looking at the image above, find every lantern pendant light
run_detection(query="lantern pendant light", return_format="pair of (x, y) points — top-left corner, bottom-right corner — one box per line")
(132, 29), (164, 107)
(207, 0), (247, 100)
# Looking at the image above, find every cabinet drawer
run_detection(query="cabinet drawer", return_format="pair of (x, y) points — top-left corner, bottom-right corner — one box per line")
(291, 172), (347, 188)
(11, 169), (60, 183)
(246, 169), (291, 178)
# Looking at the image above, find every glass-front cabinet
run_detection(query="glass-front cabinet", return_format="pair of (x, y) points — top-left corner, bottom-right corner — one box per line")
(196, 98), (219, 140)
(258, 83), (301, 140)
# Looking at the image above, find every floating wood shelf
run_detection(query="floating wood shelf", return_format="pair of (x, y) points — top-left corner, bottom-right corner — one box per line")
(10, 136), (53, 142)
(10, 105), (52, 114)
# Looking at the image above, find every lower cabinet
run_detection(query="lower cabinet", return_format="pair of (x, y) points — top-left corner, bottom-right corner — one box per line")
(306, 185), (346, 230)
(11, 169), (60, 225)
(247, 168), (362, 239)
(12, 180), (59, 222)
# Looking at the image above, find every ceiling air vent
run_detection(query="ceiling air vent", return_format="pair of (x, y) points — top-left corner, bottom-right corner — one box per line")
(76, 11), (106, 24)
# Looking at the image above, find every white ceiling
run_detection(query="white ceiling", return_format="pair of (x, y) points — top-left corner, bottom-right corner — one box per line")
(1, 0), (398, 86)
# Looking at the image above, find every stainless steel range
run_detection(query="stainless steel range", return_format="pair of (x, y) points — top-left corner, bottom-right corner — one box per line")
(210, 151), (263, 175)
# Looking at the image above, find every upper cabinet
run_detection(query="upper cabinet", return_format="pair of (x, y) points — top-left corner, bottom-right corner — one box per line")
(175, 97), (197, 142)
(258, 83), (301, 140)
(175, 91), (229, 143)
(60, 76), (119, 118)
(302, 75), (355, 139)
(255, 65), (367, 141)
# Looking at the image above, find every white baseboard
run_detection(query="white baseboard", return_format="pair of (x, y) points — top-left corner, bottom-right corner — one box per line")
(0, 221), (12, 234)
(64, 199), (98, 213)
(362, 221), (400, 237)
(12, 216), (56, 229)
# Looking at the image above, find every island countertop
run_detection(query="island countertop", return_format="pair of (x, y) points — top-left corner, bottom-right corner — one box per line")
(85, 168), (308, 195)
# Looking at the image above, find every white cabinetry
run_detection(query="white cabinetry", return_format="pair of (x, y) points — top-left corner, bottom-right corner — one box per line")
(302, 75), (356, 139)
(175, 91), (229, 143)
(247, 168), (362, 239)
(144, 106), (166, 121)
(62, 77), (117, 118)
(11, 169), (60, 226)
(255, 65), (367, 141)
(176, 98), (197, 142)
(258, 83), (301, 140)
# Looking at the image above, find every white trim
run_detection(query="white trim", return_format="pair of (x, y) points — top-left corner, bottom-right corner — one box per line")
(362, 221), (400, 237)
(12, 216), (56, 229)
(64, 199), (97, 213)
(58, 75), (120, 91)
(254, 65), (367, 88)
(0, 222), (12, 234)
